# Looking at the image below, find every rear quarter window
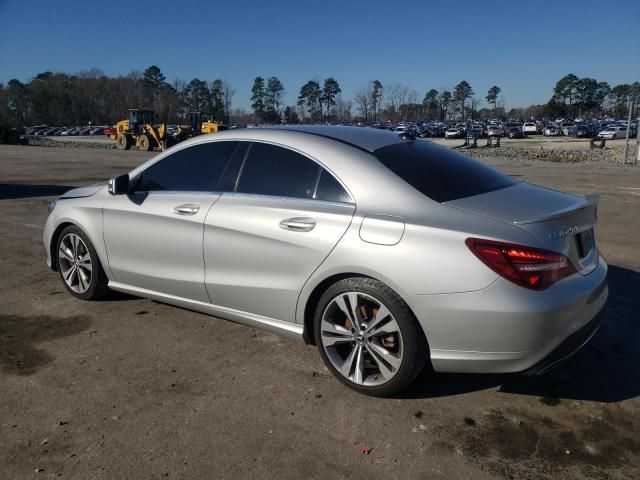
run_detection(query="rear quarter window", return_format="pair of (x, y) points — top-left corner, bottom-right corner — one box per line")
(374, 140), (517, 203)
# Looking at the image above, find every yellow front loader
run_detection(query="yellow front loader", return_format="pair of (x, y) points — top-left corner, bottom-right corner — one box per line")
(111, 109), (168, 151)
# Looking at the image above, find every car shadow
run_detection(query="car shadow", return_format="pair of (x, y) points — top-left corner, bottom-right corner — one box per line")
(402, 264), (640, 403)
(0, 184), (75, 200)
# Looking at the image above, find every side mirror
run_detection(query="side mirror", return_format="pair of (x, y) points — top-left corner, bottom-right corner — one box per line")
(108, 174), (130, 195)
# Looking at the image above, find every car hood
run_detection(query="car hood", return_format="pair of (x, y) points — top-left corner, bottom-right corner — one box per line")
(58, 183), (105, 199)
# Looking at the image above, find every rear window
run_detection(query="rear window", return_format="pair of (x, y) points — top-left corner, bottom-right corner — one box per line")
(373, 141), (517, 203)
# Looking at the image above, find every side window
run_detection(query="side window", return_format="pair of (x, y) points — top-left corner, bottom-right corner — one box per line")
(135, 141), (238, 192)
(315, 170), (352, 203)
(236, 143), (320, 199)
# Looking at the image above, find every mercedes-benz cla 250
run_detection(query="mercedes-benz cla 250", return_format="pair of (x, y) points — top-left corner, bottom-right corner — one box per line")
(44, 126), (608, 396)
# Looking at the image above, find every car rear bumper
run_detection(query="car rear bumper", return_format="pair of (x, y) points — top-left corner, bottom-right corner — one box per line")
(520, 310), (602, 375)
(407, 255), (608, 374)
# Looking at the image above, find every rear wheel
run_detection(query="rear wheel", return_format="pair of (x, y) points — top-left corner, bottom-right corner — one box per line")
(314, 277), (428, 397)
(138, 134), (152, 151)
(116, 133), (131, 150)
(56, 225), (109, 300)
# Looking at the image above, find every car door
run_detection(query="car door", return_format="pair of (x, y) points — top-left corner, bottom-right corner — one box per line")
(103, 141), (239, 302)
(203, 141), (356, 323)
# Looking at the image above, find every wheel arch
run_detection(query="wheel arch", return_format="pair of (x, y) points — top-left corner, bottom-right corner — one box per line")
(49, 221), (75, 271)
(49, 218), (109, 277)
(300, 271), (422, 346)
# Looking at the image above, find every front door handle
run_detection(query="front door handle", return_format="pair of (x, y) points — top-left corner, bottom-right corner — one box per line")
(173, 204), (200, 215)
(279, 217), (317, 232)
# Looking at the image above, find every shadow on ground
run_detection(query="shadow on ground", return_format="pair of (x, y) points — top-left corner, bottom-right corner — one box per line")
(0, 314), (92, 375)
(0, 184), (75, 200)
(404, 264), (640, 403)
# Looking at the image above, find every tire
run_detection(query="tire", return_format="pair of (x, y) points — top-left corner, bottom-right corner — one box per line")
(138, 134), (152, 151)
(116, 133), (131, 150)
(314, 277), (428, 397)
(162, 136), (175, 150)
(56, 225), (109, 300)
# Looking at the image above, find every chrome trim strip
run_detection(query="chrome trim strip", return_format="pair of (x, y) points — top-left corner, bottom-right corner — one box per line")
(221, 191), (354, 208)
(108, 281), (304, 341)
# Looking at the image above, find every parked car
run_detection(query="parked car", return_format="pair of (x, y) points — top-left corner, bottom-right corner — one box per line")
(445, 128), (462, 139)
(561, 123), (576, 136)
(487, 125), (502, 138)
(467, 126), (484, 138)
(572, 125), (595, 138)
(598, 126), (627, 139)
(523, 122), (538, 135)
(543, 126), (560, 136)
(507, 127), (525, 138)
(44, 126), (607, 396)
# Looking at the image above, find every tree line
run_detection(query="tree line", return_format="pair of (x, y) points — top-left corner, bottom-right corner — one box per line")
(1, 66), (638, 127)
(0, 65), (235, 127)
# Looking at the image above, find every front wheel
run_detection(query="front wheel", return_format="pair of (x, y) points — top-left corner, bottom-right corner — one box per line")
(314, 277), (428, 397)
(56, 225), (109, 300)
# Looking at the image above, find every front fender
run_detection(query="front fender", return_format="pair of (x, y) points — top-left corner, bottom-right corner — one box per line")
(44, 193), (113, 279)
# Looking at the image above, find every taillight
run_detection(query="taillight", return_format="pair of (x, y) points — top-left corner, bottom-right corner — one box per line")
(465, 238), (576, 290)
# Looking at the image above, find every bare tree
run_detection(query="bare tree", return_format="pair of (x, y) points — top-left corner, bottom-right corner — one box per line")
(354, 85), (372, 121)
(385, 83), (410, 121)
(335, 95), (352, 122)
(469, 96), (481, 120)
(221, 80), (235, 123)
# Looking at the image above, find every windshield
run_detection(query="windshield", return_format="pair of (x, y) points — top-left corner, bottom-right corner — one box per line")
(373, 140), (517, 203)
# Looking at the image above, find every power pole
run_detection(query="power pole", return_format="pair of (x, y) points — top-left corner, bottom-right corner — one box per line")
(623, 97), (633, 164)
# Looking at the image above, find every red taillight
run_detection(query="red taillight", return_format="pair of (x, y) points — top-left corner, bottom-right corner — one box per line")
(465, 238), (576, 290)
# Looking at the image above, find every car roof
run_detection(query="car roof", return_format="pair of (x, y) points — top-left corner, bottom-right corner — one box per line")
(267, 125), (405, 152)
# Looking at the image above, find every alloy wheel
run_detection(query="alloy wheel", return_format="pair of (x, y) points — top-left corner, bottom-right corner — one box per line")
(58, 233), (92, 294)
(320, 292), (404, 386)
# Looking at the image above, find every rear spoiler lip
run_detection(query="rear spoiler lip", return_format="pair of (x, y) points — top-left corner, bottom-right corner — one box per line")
(513, 194), (600, 225)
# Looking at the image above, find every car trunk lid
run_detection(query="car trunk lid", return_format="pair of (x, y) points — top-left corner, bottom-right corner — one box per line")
(445, 182), (599, 275)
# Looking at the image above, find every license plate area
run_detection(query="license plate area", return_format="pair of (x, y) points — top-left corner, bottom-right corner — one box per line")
(576, 229), (594, 258)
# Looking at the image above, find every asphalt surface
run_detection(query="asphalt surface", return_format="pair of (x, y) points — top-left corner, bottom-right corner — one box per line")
(1, 144), (639, 479)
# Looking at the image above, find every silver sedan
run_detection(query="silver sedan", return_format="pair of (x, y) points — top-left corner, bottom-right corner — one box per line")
(44, 126), (608, 396)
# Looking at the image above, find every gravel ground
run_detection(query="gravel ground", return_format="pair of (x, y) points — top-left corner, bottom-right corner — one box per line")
(1, 145), (639, 479)
(27, 133), (640, 164)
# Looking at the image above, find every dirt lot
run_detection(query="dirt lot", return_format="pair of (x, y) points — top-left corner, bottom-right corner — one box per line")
(1, 145), (639, 480)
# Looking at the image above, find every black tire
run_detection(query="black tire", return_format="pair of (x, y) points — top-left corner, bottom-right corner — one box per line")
(162, 136), (175, 150)
(56, 225), (109, 300)
(314, 277), (428, 397)
(138, 134), (153, 151)
(116, 133), (131, 150)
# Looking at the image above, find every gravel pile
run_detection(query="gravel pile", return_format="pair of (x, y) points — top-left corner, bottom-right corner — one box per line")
(456, 145), (625, 164)
(26, 136), (116, 149)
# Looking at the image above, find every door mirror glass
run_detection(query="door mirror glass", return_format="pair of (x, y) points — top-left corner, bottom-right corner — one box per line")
(108, 174), (130, 195)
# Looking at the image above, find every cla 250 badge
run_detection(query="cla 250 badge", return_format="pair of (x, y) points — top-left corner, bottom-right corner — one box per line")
(548, 225), (579, 239)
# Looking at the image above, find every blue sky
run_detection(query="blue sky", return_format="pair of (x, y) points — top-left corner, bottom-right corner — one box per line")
(1, 0), (638, 110)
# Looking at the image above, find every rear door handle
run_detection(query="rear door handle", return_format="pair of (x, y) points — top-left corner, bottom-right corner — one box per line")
(279, 217), (317, 232)
(173, 204), (200, 215)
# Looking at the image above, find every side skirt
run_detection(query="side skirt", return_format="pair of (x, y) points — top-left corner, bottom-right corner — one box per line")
(108, 281), (305, 342)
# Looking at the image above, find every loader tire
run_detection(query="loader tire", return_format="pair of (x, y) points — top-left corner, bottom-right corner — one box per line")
(138, 134), (152, 151)
(116, 133), (131, 150)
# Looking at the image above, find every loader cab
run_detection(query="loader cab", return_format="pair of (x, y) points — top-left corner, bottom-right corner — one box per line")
(128, 109), (155, 133)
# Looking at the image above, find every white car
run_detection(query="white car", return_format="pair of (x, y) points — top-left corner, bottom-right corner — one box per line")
(444, 128), (462, 139)
(543, 126), (560, 136)
(598, 126), (626, 140)
(523, 122), (538, 135)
